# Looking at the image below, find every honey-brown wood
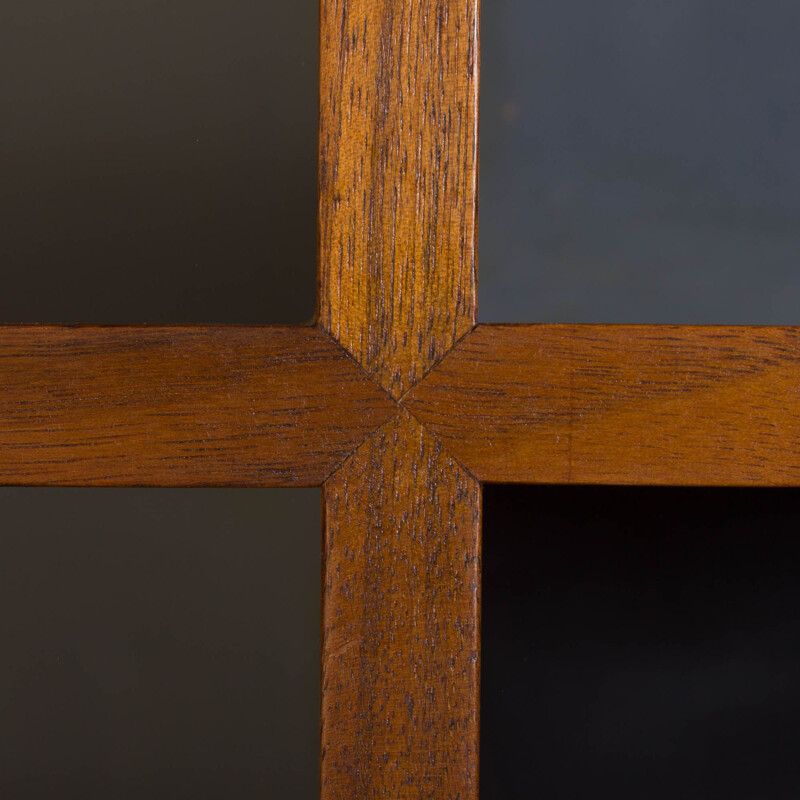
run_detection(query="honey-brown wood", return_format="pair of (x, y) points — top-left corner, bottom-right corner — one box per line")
(322, 411), (480, 799)
(0, 326), (394, 487)
(317, 1), (483, 794)
(2, 1), (800, 796)
(406, 324), (800, 486)
(317, 0), (479, 399)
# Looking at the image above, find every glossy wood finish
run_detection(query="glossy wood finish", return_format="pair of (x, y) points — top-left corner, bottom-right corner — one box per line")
(322, 411), (480, 799)
(317, 1), (483, 794)
(0, 326), (394, 487)
(318, 0), (479, 399)
(406, 324), (800, 486)
(2, 0), (798, 796)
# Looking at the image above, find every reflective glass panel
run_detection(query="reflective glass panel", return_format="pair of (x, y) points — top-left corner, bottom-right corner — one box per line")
(0, 489), (319, 798)
(480, 1), (800, 323)
(482, 485), (800, 797)
(0, 2), (316, 323)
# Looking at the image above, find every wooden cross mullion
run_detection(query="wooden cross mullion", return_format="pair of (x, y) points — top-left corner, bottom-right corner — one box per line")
(2, 2), (799, 798)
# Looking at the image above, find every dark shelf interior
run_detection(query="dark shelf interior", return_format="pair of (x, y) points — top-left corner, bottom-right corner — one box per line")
(482, 484), (800, 799)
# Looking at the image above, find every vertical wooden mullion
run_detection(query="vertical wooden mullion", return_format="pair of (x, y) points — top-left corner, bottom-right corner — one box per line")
(322, 412), (481, 797)
(318, 0), (479, 399)
(318, 0), (481, 797)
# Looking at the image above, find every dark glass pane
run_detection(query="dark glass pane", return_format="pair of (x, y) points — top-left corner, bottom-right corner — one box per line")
(0, 2), (316, 323)
(482, 485), (800, 798)
(480, 1), (800, 323)
(0, 489), (319, 798)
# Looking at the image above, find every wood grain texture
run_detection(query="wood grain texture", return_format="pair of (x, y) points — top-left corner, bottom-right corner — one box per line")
(0, 325), (395, 487)
(405, 324), (800, 486)
(322, 410), (480, 799)
(318, 0), (479, 399)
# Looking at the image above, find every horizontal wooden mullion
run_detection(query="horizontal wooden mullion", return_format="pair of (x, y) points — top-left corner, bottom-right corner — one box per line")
(406, 324), (800, 486)
(0, 325), (395, 487)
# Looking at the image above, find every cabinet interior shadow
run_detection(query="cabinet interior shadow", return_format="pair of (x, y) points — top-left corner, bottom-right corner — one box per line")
(0, 2), (317, 323)
(0, 489), (319, 799)
(481, 485), (800, 799)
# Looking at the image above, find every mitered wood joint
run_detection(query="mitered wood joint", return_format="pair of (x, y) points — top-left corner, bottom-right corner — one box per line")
(318, 0), (479, 400)
(321, 410), (480, 799)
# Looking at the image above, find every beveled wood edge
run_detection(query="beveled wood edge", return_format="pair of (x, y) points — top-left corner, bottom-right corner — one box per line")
(317, 0), (479, 399)
(0, 323), (397, 488)
(404, 323), (800, 487)
(320, 410), (481, 799)
(6, 319), (796, 489)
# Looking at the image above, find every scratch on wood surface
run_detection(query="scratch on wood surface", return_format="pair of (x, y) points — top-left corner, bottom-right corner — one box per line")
(322, 410), (480, 799)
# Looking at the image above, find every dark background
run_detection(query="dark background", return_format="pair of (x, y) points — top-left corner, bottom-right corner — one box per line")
(3, 1), (800, 797)
(0, 490), (320, 799)
(482, 486), (800, 798)
(0, 0), (317, 323)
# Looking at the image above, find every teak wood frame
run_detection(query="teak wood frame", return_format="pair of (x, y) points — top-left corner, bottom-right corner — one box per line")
(2, 1), (799, 797)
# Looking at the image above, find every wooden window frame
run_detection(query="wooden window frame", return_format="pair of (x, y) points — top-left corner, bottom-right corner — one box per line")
(2, 2), (799, 797)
